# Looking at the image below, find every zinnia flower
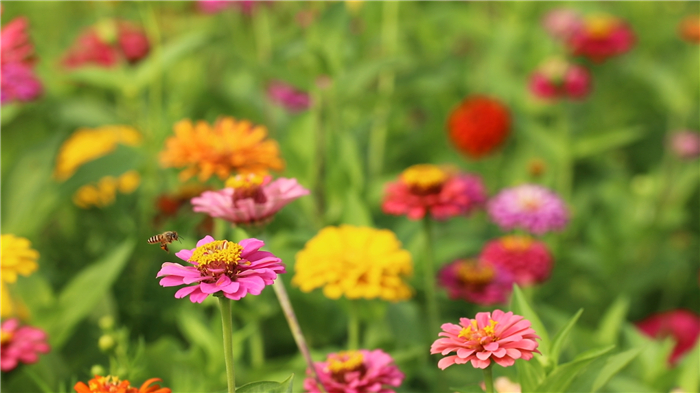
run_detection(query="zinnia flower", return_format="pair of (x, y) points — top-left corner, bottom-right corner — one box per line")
(529, 58), (591, 100)
(191, 174), (309, 227)
(488, 184), (569, 235)
(293, 225), (413, 301)
(542, 8), (583, 41)
(437, 259), (514, 305)
(1, 17), (36, 65)
(479, 236), (553, 285)
(196, 0), (264, 15)
(679, 15), (700, 43)
(1, 17), (43, 105)
(74, 375), (171, 393)
(566, 13), (635, 62)
(1, 234), (39, 318)
(267, 80), (312, 112)
(431, 310), (540, 369)
(382, 164), (487, 221)
(447, 96), (511, 158)
(669, 131), (700, 159)
(636, 309), (700, 366)
(1, 318), (50, 371)
(304, 349), (404, 393)
(156, 235), (284, 303)
(62, 20), (150, 68)
(159, 117), (284, 182)
(72, 171), (141, 209)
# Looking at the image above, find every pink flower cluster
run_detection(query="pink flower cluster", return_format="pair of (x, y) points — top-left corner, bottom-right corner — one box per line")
(529, 58), (591, 100)
(488, 184), (569, 235)
(1, 17), (43, 105)
(1, 319), (50, 372)
(267, 81), (312, 112)
(304, 349), (404, 393)
(62, 20), (150, 68)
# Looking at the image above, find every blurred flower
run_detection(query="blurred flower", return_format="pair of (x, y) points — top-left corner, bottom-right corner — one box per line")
(0, 318), (50, 371)
(293, 225), (413, 301)
(480, 236), (553, 285)
(1, 17), (36, 65)
(636, 309), (700, 366)
(345, 1), (364, 14)
(529, 58), (591, 100)
(382, 164), (487, 221)
(481, 377), (522, 393)
(191, 174), (309, 227)
(447, 96), (511, 158)
(527, 158), (547, 178)
(296, 9), (318, 29)
(72, 171), (141, 209)
(679, 15), (700, 43)
(431, 310), (540, 369)
(1, 17), (43, 105)
(155, 183), (210, 217)
(74, 375), (171, 393)
(437, 259), (513, 305)
(157, 235), (284, 303)
(542, 8), (583, 41)
(196, 0), (264, 15)
(488, 184), (569, 235)
(1, 234), (39, 318)
(267, 80), (312, 112)
(669, 130), (700, 159)
(567, 14), (635, 62)
(62, 20), (149, 68)
(159, 117), (284, 182)
(304, 349), (404, 393)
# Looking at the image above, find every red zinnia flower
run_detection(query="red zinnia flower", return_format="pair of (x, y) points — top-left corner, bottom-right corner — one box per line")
(636, 309), (700, 366)
(567, 14), (635, 63)
(479, 236), (553, 285)
(62, 20), (149, 69)
(447, 96), (511, 158)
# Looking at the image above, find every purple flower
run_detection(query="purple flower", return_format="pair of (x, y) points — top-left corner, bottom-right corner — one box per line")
(488, 184), (569, 235)
(266, 81), (312, 112)
(1, 61), (42, 105)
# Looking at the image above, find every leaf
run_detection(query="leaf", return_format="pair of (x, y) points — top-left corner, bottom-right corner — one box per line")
(534, 345), (615, 393)
(677, 339), (700, 393)
(591, 348), (642, 392)
(340, 191), (373, 227)
(58, 145), (145, 193)
(517, 355), (546, 393)
(510, 285), (550, 365)
(595, 296), (630, 346)
(573, 127), (645, 158)
(237, 374), (294, 393)
(549, 308), (583, 366)
(45, 239), (135, 348)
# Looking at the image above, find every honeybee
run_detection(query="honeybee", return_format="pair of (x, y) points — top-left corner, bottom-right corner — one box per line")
(148, 231), (182, 253)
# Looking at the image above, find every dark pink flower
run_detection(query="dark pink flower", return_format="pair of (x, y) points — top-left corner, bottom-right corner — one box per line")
(1, 319), (50, 372)
(304, 349), (404, 393)
(382, 164), (487, 221)
(437, 259), (514, 305)
(431, 310), (540, 369)
(1, 17), (35, 65)
(479, 236), (553, 285)
(542, 8), (583, 41)
(267, 81), (312, 112)
(567, 14), (635, 62)
(669, 131), (700, 160)
(636, 309), (700, 366)
(197, 0), (264, 15)
(62, 20), (149, 68)
(156, 235), (285, 303)
(529, 58), (591, 100)
(1, 62), (42, 104)
(117, 22), (150, 64)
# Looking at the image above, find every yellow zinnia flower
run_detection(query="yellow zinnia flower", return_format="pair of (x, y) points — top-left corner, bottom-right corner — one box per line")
(72, 171), (141, 209)
(1, 235), (39, 318)
(293, 225), (413, 301)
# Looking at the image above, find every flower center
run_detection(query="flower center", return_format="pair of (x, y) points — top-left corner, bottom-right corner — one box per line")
(0, 330), (13, 345)
(458, 319), (499, 344)
(327, 351), (364, 375)
(517, 190), (543, 212)
(226, 174), (268, 205)
(189, 240), (243, 276)
(585, 15), (617, 38)
(501, 235), (533, 251)
(400, 164), (449, 194)
(456, 260), (495, 286)
(88, 375), (131, 392)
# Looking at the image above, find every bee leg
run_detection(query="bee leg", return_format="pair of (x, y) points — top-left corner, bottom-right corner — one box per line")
(161, 243), (169, 253)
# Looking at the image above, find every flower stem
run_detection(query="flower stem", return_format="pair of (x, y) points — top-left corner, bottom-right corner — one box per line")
(558, 102), (573, 202)
(422, 217), (440, 338)
(348, 300), (360, 351)
(483, 365), (495, 393)
(272, 279), (327, 393)
(218, 297), (237, 393)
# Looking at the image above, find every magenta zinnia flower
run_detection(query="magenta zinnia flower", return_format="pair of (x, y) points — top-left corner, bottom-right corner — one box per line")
(1, 318), (50, 372)
(191, 174), (309, 227)
(488, 184), (568, 235)
(636, 309), (700, 366)
(197, 0), (264, 15)
(437, 259), (514, 305)
(529, 58), (591, 101)
(1, 62), (43, 105)
(267, 80), (312, 112)
(431, 310), (540, 369)
(382, 164), (487, 221)
(304, 349), (404, 393)
(567, 14), (635, 63)
(542, 8), (583, 41)
(669, 131), (700, 160)
(480, 236), (553, 285)
(156, 235), (285, 303)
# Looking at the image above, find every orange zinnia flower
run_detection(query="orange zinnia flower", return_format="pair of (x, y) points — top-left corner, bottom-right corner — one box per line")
(74, 375), (170, 393)
(159, 117), (285, 182)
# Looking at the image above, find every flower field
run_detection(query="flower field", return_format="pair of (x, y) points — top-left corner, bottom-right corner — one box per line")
(1, 2), (699, 392)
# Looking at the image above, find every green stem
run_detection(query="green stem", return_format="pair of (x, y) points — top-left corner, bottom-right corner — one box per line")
(218, 297), (237, 393)
(422, 217), (439, 338)
(348, 301), (360, 351)
(483, 365), (495, 393)
(249, 319), (265, 368)
(558, 102), (572, 202)
(253, 6), (271, 63)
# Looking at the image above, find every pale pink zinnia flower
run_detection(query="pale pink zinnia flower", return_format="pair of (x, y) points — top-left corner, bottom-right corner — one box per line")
(669, 131), (700, 159)
(488, 184), (568, 235)
(567, 14), (635, 63)
(529, 58), (591, 100)
(303, 349), (404, 393)
(267, 80), (312, 112)
(542, 8), (583, 41)
(191, 174), (309, 227)
(437, 259), (514, 305)
(382, 164), (487, 221)
(480, 236), (553, 285)
(431, 310), (540, 369)
(1, 318), (50, 372)
(636, 309), (700, 366)
(156, 235), (285, 303)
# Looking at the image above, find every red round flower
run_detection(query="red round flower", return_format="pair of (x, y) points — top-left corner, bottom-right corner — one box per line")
(447, 96), (511, 158)
(479, 236), (553, 285)
(679, 15), (700, 44)
(636, 309), (700, 366)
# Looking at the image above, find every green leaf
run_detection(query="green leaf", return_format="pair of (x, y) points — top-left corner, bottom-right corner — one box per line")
(237, 374), (294, 393)
(340, 191), (373, 227)
(534, 345), (615, 393)
(549, 308), (583, 366)
(677, 339), (700, 393)
(591, 348), (642, 392)
(510, 285), (550, 365)
(517, 355), (546, 393)
(65, 66), (132, 91)
(45, 239), (135, 348)
(573, 127), (645, 158)
(595, 296), (630, 346)
(58, 144), (145, 193)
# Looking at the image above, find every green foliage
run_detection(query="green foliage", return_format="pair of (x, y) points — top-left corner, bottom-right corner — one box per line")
(237, 374), (294, 393)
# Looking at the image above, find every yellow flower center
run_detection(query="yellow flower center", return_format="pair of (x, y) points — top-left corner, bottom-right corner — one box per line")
(501, 235), (533, 251)
(458, 319), (499, 342)
(1, 330), (13, 345)
(456, 260), (495, 285)
(585, 14), (617, 38)
(327, 351), (364, 374)
(400, 164), (449, 193)
(226, 174), (268, 205)
(190, 240), (243, 275)
(89, 375), (127, 391)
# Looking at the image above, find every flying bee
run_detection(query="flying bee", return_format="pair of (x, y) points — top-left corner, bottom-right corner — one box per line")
(147, 231), (182, 253)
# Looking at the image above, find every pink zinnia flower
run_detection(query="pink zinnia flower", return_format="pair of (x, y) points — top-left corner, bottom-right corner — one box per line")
(191, 174), (309, 227)
(267, 80), (312, 112)
(529, 58), (591, 100)
(636, 309), (700, 366)
(197, 0), (263, 15)
(480, 236), (553, 285)
(431, 310), (540, 369)
(1, 318), (50, 372)
(488, 184), (568, 235)
(304, 349), (404, 393)
(382, 164), (487, 221)
(437, 259), (514, 305)
(567, 14), (635, 63)
(669, 131), (700, 160)
(1, 62), (43, 104)
(542, 8), (583, 41)
(156, 235), (285, 303)
(62, 20), (149, 68)
(1, 17), (35, 65)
